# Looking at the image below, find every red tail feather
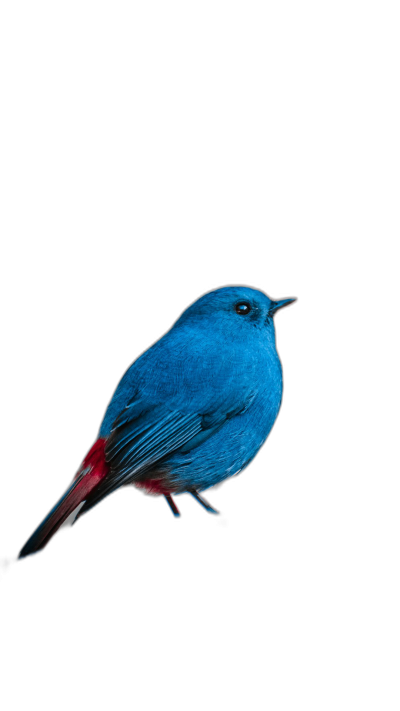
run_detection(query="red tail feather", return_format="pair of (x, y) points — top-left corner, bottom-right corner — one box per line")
(19, 439), (109, 558)
(74, 438), (109, 482)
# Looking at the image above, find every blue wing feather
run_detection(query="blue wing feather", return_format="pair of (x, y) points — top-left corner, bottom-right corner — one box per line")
(78, 406), (206, 512)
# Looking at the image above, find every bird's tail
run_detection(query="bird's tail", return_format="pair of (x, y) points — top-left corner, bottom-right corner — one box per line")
(19, 439), (108, 558)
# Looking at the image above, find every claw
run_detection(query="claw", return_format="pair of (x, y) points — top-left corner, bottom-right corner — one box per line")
(188, 491), (220, 516)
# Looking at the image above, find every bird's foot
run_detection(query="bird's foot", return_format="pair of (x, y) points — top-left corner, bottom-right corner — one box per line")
(164, 494), (180, 517)
(190, 490), (219, 514)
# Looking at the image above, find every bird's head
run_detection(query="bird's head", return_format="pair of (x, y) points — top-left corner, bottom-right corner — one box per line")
(174, 286), (296, 340)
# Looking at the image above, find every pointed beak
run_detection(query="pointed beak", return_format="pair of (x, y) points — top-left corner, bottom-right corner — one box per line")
(269, 297), (297, 316)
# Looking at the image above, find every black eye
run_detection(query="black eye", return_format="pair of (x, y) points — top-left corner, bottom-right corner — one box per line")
(235, 301), (252, 315)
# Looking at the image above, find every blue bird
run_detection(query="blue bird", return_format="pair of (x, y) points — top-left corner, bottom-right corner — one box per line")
(19, 286), (295, 557)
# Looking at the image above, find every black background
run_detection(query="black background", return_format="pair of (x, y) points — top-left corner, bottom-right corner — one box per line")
(0, 68), (338, 652)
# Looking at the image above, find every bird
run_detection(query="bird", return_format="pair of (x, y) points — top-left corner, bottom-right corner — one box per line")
(19, 286), (295, 558)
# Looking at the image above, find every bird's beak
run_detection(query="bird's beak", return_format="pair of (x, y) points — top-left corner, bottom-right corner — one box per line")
(269, 298), (297, 316)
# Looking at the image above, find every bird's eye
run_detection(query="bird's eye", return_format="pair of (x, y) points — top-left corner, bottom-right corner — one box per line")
(235, 301), (252, 315)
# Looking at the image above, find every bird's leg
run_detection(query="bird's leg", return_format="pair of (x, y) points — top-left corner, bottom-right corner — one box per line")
(165, 494), (180, 517)
(190, 490), (219, 514)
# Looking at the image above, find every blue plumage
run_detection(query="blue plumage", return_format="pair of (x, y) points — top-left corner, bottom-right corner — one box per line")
(91, 286), (294, 504)
(19, 286), (295, 557)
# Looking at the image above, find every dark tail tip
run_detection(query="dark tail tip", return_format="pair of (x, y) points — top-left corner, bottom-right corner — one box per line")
(17, 546), (44, 561)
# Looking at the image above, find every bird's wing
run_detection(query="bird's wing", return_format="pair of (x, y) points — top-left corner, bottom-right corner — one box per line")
(105, 400), (204, 483)
(80, 392), (255, 512)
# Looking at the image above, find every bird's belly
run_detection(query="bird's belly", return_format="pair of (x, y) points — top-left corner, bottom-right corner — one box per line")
(165, 392), (281, 492)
